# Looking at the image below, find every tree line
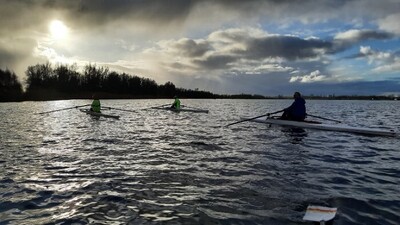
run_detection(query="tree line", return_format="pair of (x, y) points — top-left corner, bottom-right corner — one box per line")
(0, 69), (24, 102)
(1, 63), (221, 102)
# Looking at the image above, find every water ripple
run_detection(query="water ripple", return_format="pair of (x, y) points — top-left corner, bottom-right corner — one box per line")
(0, 100), (399, 224)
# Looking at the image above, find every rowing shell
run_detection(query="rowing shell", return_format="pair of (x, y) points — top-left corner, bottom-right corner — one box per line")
(80, 109), (120, 119)
(241, 117), (398, 137)
(153, 106), (209, 113)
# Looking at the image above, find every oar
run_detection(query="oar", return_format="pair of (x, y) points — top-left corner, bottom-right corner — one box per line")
(146, 103), (171, 110)
(103, 103), (171, 113)
(102, 106), (138, 113)
(37, 104), (90, 114)
(225, 110), (283, 127)
(307, 114), (341, 123)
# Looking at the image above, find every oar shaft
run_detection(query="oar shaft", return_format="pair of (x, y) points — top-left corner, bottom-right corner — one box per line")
(104, 103), (170, 112)
(225, 110), (284, 127)
(37, 104), (90, 114)
(147, 103), (172, 110)
(268, 109), (284, 115)
(103, 107), (137, 113)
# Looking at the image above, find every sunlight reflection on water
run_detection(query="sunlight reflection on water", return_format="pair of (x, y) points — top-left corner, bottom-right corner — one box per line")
(0, 99), (399, 224)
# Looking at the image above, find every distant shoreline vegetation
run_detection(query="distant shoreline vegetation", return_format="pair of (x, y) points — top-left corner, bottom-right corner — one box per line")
(0, 63), (398, 102)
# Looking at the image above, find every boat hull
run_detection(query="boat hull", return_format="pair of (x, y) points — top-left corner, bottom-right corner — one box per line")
(80, 109), (120, 119)
(241, 117), (398, 137)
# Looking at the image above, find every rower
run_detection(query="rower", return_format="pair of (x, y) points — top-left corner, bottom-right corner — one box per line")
(90, 94), (101, 113)
(171, 95), (181, 110)
(279, 92), (306, 121)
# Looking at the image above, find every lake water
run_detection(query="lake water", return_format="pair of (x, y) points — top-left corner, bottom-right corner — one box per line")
(1, 99), (399, 225)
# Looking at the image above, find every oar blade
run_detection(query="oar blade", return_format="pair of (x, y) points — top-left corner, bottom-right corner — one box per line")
(303, 205), (337, 223)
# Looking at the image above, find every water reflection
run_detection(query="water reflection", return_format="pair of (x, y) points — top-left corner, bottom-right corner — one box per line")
(0, 100), (399, 224)
(281, 127), (308, 144)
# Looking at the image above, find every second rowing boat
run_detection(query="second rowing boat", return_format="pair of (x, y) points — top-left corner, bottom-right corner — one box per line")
(241, 116), (398, 137)
(152, 106), (209, 113)
(80, 109), (120, 119)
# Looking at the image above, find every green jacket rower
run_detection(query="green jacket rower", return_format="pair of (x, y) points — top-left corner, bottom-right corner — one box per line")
(90, 96), (101, 113)
(171, 96), (181, 110)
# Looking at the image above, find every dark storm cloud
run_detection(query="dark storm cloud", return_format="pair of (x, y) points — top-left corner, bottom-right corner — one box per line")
(2, 0), (400, 32)
(175, 28), (396, 73)
(0, 0), (376, 30)
(67, 0), (196, 27)
(169, 39), (212, 57)
(192, 55), (237, 70)
(333, 30), (394, 52)
(2, 1), (400, 36)
(187, 35), (333, 71)
(172, 31), (333, 72)
(356, 30), (393, 40)
(244, 36), (333, 60)
(37, 0), (286, 23)
(209, 29), (333, 60)
(0, 0), (196, 32)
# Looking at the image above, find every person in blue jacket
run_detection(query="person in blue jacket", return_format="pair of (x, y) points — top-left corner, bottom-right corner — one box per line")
(281, 92), (306, 121)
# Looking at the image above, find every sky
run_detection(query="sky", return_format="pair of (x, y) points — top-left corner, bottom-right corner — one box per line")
(1, 0), (400, 96)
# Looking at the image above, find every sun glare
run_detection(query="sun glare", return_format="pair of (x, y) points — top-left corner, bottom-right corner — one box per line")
(49, 20), (68, 40)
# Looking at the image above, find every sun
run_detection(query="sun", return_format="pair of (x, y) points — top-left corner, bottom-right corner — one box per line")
(49, 20), (68, 40)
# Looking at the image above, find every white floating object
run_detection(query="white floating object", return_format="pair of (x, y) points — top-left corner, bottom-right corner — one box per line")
(303, 205), (337, 224)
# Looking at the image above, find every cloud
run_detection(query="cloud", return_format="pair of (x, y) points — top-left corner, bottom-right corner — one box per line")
(333, 29), (394, 51)
(99, 26), (397, 89)
(378, 13), (400, 35)
(335, 29), (393, 42)
(0, 37), (42, 77)
(354, 46), (400, 73)
(146, 27), (395, 80)
(1, 0), (400, 95)
(359, 46), (392, 64)
(158, 38), (212, 58)
(145, 28), (336, 77)
(289, 70), (328, 83)
(373, 61), (400, 73)
(2, 1), (399, 37)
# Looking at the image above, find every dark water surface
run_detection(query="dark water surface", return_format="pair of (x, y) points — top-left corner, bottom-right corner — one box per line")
(1, 99), (399, 225)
